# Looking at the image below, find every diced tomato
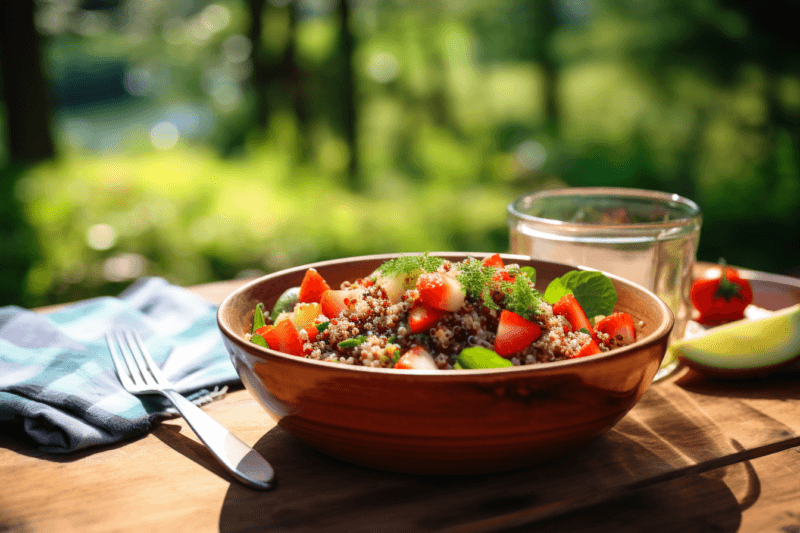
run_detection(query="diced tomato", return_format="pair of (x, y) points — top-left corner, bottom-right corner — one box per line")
(320, 289), (359, 319)
(571, 338), (602, 359)
(261, 319), (304, 356)
(595, 312), (636, 346)
(298, 268), (331, 303)
(494, 310), (542, 357)
(394, 346), (438, 370)
(416, 272), (466, 312)
(691, 262), (753, 324)
(552, 294), (593, 333)
(304, 324), (319, 342)
(408, 302), (444, 334)
(482, 254), (505, 268)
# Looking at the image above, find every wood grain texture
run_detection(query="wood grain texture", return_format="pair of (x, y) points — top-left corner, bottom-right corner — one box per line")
(2, 270), (799, 533)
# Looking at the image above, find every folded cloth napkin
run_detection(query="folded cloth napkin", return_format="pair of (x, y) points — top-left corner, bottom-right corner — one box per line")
(0, 277), (240, 453)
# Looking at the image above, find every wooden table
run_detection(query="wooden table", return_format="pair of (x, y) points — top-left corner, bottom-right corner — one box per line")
(2, 276), (800, 533)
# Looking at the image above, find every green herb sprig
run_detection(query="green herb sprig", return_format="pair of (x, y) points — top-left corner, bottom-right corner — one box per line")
(379, 252), (445, 278)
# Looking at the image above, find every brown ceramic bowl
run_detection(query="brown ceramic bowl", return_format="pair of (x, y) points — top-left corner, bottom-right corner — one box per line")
(217, 253), (673, 475)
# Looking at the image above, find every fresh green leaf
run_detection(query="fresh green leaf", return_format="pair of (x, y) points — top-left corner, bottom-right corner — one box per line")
(250, 334), (268, 348)
(379, 252), (444, 278)
(315, 321), (330, 333)
(338, 335), (367, 348)
(252, 303), (266, 333)
(579, 327), (591, 335)
(520, 266), (536, 284)
(547, 271), (618, 318)
(543, 277), (573, 304)
(387, 335), (396, 344)
(456, 347), (514, 369)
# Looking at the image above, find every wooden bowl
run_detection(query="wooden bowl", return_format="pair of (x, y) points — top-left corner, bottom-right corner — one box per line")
(217, 253), (674, 475)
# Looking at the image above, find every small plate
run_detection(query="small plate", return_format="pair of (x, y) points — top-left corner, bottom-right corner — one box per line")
(679, 263), (800, 379)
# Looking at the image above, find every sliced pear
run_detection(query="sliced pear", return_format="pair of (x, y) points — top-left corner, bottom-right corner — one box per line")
(670, 304), (800, 378)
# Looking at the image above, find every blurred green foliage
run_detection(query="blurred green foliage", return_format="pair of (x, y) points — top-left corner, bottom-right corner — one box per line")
(1, 0), (799, 306)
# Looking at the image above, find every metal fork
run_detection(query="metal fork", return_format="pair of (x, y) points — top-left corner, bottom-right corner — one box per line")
(106, 328), (275, 490)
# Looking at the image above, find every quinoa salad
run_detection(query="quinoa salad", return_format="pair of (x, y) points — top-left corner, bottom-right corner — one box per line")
(246, 253), (640, 370)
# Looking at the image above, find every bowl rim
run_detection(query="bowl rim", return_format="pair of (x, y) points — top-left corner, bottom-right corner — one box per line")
(217, 252), (675, 377)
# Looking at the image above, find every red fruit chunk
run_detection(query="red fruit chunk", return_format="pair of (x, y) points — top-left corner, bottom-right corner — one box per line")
(595, 312), (636, 346)
(571, 338), (602, 359)
(553, 294), (593, 333)
(320, 289), (359, 319)
(481, 254), (505, 268)
(691, 263), (753, 324)
(303, 324), (319, 342)
(253, 325), (274, 336)
(262, 319), (304, 356)
(394, 346), (438, 370)
(417, 272), (466, 312)
(408, 302), (444, 334)
(494, 310), (542, 357)
(298, 268), (331, 303)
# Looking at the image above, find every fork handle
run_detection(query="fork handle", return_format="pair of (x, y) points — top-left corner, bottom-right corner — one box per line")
(162, 389), (275, 490)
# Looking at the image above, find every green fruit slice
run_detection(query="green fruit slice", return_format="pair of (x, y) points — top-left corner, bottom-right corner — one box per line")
(270, 287), (300, 323)
(456, 347), (513, 369)
(671, 304), (800, 376)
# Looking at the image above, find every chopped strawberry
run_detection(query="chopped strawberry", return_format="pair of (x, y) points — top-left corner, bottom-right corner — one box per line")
(595, 312), (636, 346)
(376, 274), (405, 304)
(394, 346), (438, 370)
(253, 325), (274, 337)
(298, 268), (331, 303)
(416, 272), (466, 312)
(494, 310), (542, 357)
(408, 302), (444, 334)
(320, 289), (359, 318)
(552, 294), (593, 333)
(303, 323), (319, 342)
(571, 338), (602, 359)
(482, 254), (505, 268)
(262, 319), (304, 356)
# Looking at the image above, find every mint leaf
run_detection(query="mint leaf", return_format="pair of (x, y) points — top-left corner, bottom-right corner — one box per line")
(546, 271), (617, 318)
(520, 266), (536, 284)
(543, 278), (573, 304)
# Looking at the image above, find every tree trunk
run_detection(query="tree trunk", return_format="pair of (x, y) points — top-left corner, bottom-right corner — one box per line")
(0, 0), (55, 163)
(337, 0), (360, 190)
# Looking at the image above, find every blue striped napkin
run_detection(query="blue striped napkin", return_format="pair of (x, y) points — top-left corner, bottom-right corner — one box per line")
(0, 278), (240, 453)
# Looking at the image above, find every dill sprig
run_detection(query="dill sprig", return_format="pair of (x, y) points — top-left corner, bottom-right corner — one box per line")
(504, 275), (542, 320)
(456, 258), (542, 318)
(455, 258), (500, 309)
(378, 252), (445, 277)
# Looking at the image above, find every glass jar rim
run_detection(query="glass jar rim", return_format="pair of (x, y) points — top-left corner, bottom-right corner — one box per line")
(508, 187), (702, 231)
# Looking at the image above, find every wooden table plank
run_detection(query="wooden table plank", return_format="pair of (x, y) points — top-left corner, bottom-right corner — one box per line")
(2, 274), (800, 533)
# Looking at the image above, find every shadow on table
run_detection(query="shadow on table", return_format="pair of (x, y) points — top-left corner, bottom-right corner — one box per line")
(675, 366), (800, 401)
(214, 405), (752, 533)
